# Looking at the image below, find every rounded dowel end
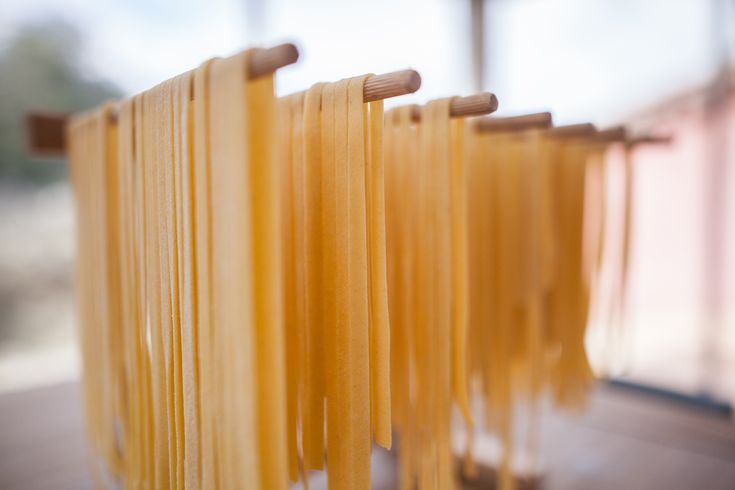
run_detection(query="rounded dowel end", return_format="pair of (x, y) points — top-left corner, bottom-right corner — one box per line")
(364, 69), (422, 102)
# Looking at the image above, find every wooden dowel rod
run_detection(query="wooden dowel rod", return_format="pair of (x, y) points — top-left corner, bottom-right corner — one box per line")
(591, 126), (627, 143)
(410, 92), (499, 121)
(475, 112), (553, 132)
(28, 67), (424, 159)
(26, 43), (301, 158)
(28, 66), (420, 158)
(546, 123), (597, 138)
(108, 43), (299, 118)
(25, 112), (68, 159)
(247, 43), (299, 79)
(450, 92), (499, 117)
(363, 69), (421, 103)
(627, 134), (673, 146)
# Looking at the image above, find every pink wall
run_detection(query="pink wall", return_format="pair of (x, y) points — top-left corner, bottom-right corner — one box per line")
(593, 95), (734, 400)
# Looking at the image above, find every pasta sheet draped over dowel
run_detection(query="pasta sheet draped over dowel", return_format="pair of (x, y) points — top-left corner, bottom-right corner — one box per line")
(384, 100), (471, 490)
(278, 75), (391, 490)
(69, 50), (288, 490)
(464, 130), (600, 490)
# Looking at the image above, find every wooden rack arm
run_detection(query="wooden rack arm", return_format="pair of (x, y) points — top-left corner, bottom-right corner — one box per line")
(592, 125), (627, 143)
(450, 92), (499, 117)
(26, 49), (423, 158)
(363, 69), (421, 102)
(410, 92), (499, 121)
(248, 43), (299, 79)
(627, 134), (673, 146)
(475, 111), (553, 132)
(546, 123), (597, 138)
(26, 43), (301, 158)
(25, 113), (68, 159)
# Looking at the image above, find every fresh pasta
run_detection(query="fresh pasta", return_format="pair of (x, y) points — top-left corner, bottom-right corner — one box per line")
(463, 127), (603, 489)
(66, 42), (620, 490)
(277, 75), (391, 490)
(70, 54), (394, 489)
(384, 100), (471, 490)
(70, 50), (288, 490)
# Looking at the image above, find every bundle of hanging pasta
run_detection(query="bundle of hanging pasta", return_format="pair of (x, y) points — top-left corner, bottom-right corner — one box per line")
(461, 127), (604, 489)
(277, 76), (391, 489)
(592, 138), (635, 374)
(384, 113), (606, 489)
(69, 48), (393, 489)
(70, 50), (288, 489)
(384, 100), (472, 490)
(69, 52), (288, 488)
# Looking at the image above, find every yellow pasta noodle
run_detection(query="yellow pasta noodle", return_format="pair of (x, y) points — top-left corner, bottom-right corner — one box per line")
(275, 74), (390, 490)
(385, 98), (472, 490)
(461, 126), (606, 489)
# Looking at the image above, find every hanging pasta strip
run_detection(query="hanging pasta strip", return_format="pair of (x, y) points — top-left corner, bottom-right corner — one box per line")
(278, 92), (302, 482)
(450, 115), (471, 427)
(141, 84), (172, 490)
(209, 49), (287, 489)
(302, 82), (327, 473)
(249, 58), (288, 490)
(617, 144), (634, 361)
(366, 97), (391, 449)
(321, 80), (340, 486)
(171, 71), (199, 489)
(192, 58), (217, 490)
(348, 74), (373, 488)
(384, 106), (417, 490)
(158, 77), (180, 490)
(493, 134), (518, 490)
(132, 92), (156, 488)
(115, 98), (139, 487)
(518, 129), (549, 475)
(69, 106), (117, 483)
(289, 95), (307, 478)
(428, 99), (455, 490)
(331, 77), (352, 488)
(385, 97), (474, 490)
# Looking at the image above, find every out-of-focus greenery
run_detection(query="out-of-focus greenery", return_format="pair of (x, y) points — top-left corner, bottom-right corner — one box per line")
(0, 20), (121, 184)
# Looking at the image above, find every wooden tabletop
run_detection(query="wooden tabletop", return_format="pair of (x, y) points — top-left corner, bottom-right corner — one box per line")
(1, 381), (733, 489)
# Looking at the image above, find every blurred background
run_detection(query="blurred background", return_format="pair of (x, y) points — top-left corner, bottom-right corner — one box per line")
(1, 0), (733, 403)
(0, 0), (733, 487)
